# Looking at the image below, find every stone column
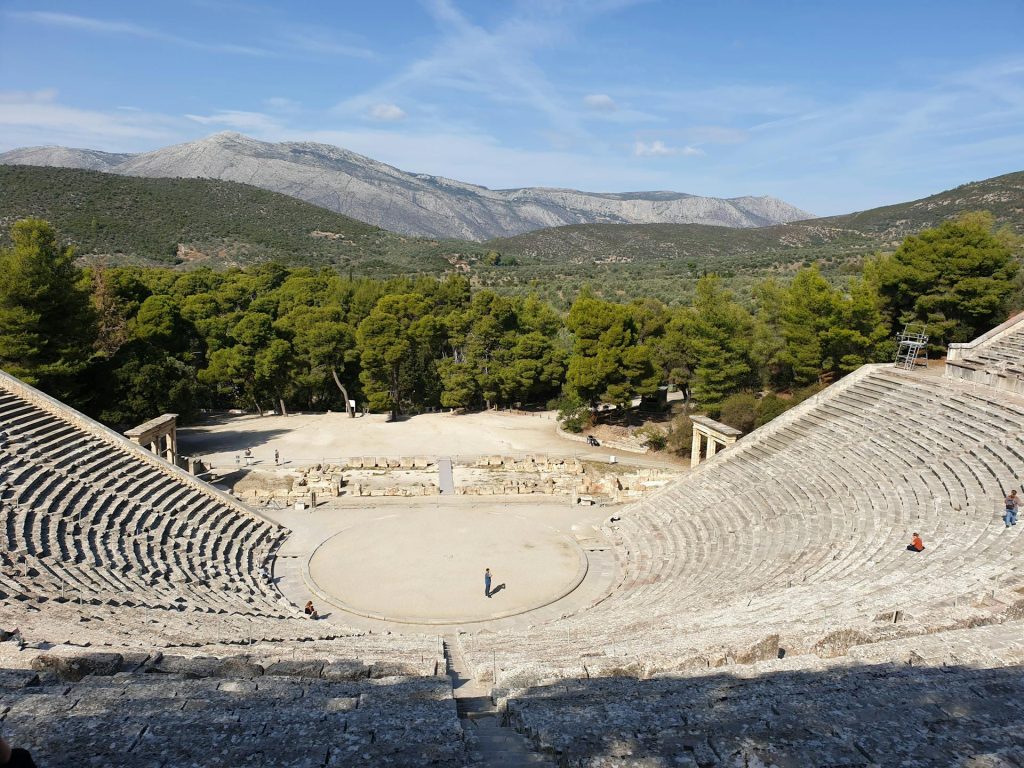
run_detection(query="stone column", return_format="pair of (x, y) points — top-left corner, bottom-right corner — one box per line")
(707, 438), (718, 458)
(690, 425), (702, 468)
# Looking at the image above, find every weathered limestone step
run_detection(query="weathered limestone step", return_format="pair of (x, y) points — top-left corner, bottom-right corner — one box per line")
(0, 650), (467, 767)
(467, 715), (554, 767)
(445, 635), (553, 767)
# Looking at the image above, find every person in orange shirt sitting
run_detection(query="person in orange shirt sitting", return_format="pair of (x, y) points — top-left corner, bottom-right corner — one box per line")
(906, 532), (924, 552)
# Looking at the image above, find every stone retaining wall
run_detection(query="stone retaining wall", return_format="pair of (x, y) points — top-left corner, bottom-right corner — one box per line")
(556, 424), (649, 454)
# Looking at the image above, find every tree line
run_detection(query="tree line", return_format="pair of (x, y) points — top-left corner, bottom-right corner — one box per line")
(0, 213), (1018, 438)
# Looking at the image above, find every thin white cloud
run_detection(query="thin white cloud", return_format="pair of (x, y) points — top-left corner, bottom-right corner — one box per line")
(0, 90), (177, 151)
(584, 93), (617, 112)
(368, 103), (407, 122)
(282, 29), (376, 59)
(688, 125), (749, 145)
(264, 97), (301, 113)
(9, 10), (272, 56)
(633, 140), (702, 158)
(185, 110), (283, 132)
(334, 0), (623, 140)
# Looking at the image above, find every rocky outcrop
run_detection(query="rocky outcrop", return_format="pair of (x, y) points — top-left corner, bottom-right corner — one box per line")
(0, 132), (813, 240)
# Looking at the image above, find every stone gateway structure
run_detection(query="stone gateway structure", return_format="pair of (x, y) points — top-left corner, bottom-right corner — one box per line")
(689, 413), (741, 467)
(123, 412), (178, 464)
(4, 315), (1024, 765)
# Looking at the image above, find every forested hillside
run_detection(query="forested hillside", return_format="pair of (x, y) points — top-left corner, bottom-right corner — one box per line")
(3, 165), (1021, 307)
(0, 165), (490, 274)
(479, 171), (1024, 304)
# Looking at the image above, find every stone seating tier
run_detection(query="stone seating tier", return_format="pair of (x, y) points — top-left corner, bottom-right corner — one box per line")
(5, 340), (1024, 764)
(461, 366), (1024, 688)
(507, 623), (1024, 768)
(0, 647), (463, 768)
(0, 378), (289, 624)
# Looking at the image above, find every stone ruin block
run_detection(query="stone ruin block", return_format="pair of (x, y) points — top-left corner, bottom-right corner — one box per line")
(732, 634), (781, 665)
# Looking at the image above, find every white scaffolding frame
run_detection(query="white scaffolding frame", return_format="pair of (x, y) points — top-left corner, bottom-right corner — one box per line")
(894, 323), (929, 370)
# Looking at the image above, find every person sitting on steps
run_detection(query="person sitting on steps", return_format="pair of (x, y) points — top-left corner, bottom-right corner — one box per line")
(907, 532), (924, 552)
(304, 600), (319, 619)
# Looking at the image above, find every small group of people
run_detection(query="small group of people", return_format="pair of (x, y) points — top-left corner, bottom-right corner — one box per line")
(904, 487), (1023, 553)
(237, 448), (282, 466)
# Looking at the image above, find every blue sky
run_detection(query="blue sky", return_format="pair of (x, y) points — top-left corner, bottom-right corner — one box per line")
(1, 0), (1022, 215)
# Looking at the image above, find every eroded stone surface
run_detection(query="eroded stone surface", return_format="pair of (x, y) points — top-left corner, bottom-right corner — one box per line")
(0, 653), (466, 768)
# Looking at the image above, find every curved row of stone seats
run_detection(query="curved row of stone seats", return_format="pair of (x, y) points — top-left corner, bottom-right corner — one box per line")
(462, 364), (1024, 687)
(946, 310), (1024, 394)
(0, 588), (443, 652)
(956, 318), (1024, 372)
(0, 645), (463, 768)
(504, 624), (1024, 768)
(0, 371), (290, 622)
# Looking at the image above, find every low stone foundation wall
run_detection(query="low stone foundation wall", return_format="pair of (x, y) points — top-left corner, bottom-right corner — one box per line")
(244, 454), (680, 501)
(342, 456), (435, 469)
(233, 464), (343, 506)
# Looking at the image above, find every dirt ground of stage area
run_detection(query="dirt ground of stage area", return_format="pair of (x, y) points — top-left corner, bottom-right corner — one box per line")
(178, 409), (590, 468)
(268, 495), (614, 629)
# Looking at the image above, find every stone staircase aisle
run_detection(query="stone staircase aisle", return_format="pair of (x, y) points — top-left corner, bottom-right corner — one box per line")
(444, 636), (552, 767)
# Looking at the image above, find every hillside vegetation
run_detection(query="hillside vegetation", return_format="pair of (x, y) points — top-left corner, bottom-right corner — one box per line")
(0, 165), (489, 275)
(2, 164), (1021, 306)
(489, 171), (1024, 267)
(479, 171), (1024, 304)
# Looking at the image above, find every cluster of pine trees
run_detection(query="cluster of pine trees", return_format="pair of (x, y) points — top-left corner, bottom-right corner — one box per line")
(0, 214), (1018, 441)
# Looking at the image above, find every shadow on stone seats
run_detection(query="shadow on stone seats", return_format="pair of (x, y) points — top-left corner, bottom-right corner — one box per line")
(0, 661), (465, 766)
(501, 661), (1024, 766)
(3, 654), (1024, 764)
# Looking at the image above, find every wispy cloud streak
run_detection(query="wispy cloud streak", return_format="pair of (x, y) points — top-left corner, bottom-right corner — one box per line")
(9, 11), (273, 56)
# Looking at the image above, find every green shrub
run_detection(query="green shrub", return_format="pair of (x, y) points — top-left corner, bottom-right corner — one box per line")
(637, 425), (668, 451)
(719, 392), (758, 433)
(666, 413), (694, 456)
(755, 394), (790, 427)
(555, 394), (592, 433)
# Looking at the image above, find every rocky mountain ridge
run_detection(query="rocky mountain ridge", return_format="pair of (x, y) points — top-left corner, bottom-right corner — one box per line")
(0, 132), (812, 241)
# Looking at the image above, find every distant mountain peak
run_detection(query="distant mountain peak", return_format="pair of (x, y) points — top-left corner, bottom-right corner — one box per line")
(0, 132), (813, 240)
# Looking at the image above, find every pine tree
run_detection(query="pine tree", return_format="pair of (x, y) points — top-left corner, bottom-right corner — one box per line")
(0, 219), (95, 403)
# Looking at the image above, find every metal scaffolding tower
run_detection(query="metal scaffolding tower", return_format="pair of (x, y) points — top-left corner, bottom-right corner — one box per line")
(894, 323), (929, 370)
